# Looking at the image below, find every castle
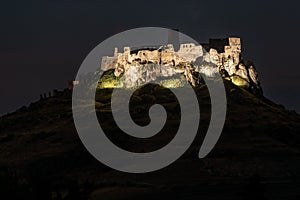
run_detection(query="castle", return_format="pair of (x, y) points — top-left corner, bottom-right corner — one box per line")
(100, 36), (261, 94)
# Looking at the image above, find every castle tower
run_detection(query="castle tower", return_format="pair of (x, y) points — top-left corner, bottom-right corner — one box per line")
(228, 37), (241, 65)
(168, 28), (180, 51)
(228, 37), (241, 52)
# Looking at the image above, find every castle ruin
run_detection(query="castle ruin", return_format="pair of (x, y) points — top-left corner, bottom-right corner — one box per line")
(100, 36), (261, 94)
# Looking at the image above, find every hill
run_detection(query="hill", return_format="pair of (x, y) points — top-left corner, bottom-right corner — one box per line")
(0, 79), (300, 200)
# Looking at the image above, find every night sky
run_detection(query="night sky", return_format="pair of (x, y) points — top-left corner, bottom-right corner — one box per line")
(1, 0), (300, 115)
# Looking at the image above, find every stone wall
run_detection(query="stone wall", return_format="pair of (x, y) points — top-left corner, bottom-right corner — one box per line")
(100, 37), (262, 94)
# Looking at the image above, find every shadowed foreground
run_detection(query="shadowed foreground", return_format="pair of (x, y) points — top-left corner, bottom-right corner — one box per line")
(0, 80), (300, 199)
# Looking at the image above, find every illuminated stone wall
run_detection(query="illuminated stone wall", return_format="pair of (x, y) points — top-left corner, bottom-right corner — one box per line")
(100, 38), (262, 94)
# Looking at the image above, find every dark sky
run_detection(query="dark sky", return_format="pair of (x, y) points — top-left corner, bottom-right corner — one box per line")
(1, 0), (300, 115)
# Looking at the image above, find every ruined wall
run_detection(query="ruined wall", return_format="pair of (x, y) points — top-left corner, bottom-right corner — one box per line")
(177, 43), (203, 62)
(101, 56), (115, 71)
(100, 37), (261, 94)
(207, 37), (241, 69)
